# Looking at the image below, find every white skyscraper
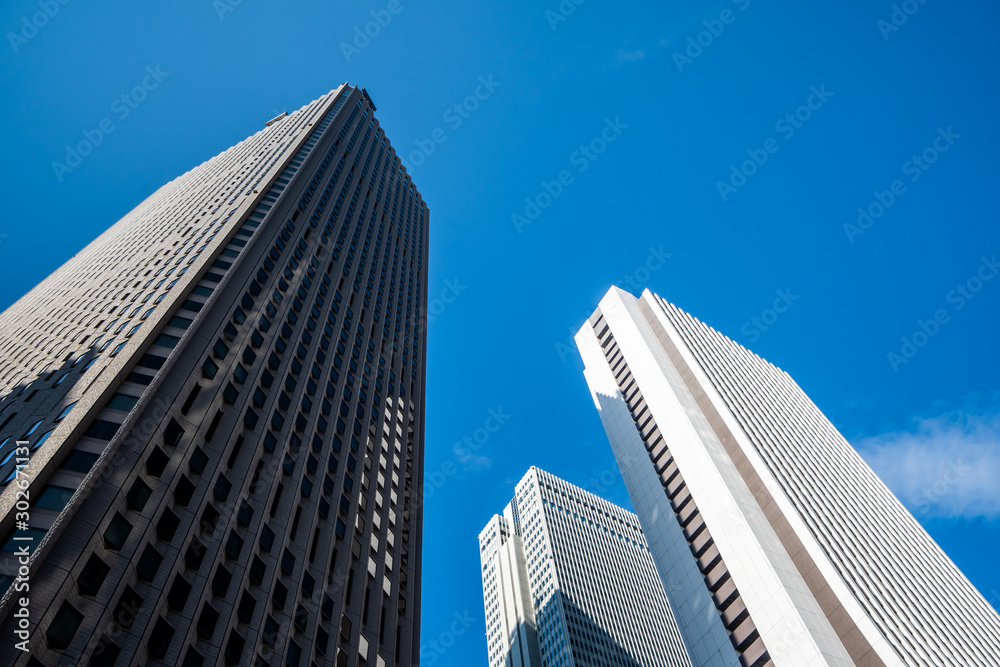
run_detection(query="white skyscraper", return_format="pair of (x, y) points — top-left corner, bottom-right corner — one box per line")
(478, 467), (692, 667)
(575, 286), (1000, 667)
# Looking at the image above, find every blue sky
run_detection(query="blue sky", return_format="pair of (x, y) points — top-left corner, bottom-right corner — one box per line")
(3, 0), (1000, 663)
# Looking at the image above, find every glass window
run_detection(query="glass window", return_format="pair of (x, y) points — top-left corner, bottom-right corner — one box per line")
(45, 602), (84, 650)
(107, 394), (139, 412)
(35, 484), (76, 511)
(103, 512), (132, 550)
(62, 450), (99, 474)
(2, 527), (47, 553)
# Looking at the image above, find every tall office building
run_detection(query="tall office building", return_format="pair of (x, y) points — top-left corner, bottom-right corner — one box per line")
(575, 287), (1000, 667)
(478, 467), (693, 667)
(0, 84), (427, 667)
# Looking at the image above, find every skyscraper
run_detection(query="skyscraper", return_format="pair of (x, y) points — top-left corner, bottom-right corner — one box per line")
(478, 467), (693, 667)
(575, 287), (1000, 667)
(0, 84), (427, 667)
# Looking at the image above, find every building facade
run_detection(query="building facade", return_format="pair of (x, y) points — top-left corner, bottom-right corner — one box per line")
(575, 286), (1000, 667)
(478, 467), (693, 667)
(0, 84), (428, 667)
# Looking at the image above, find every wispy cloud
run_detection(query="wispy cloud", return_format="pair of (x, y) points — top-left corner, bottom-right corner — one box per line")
(616, 49), (647, 64)
(453, 442), (493, 472)
(610, 31), (668, 69)
(856, 407), (1000, 520)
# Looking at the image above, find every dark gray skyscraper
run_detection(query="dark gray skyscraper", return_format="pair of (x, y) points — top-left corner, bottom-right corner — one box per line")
(0, 84), (427, 667)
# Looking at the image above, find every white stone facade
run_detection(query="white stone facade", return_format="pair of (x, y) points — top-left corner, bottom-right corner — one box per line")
(576, 287), (1000, 667)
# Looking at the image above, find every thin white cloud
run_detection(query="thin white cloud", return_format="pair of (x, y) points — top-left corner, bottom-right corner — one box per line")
(856, 408), (1000, 520)
(453, 442), (493, 472)
(616, 49), (646, 64)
